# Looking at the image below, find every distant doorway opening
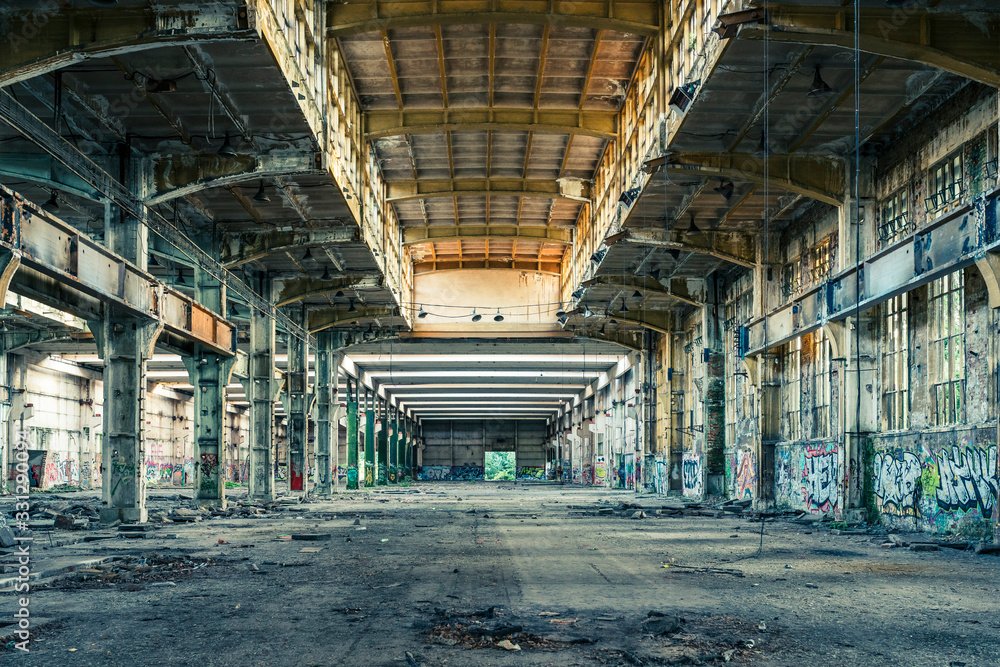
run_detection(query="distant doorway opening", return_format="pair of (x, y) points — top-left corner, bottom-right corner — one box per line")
(484, 451), (516, 480)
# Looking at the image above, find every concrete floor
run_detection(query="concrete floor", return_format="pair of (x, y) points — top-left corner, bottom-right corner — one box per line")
(2, 484), (999, 666)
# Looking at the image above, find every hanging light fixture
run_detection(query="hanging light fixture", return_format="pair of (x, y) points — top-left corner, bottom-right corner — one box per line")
(347, 299), (357, 313)
(417, 307), (428, 319)
(493, 309), (504, 322)
(571, 288), (585, 300)
(176, 269), (187, 286)
(253, 180), (270, 203)
(218, 132), (238, 158)
(620, 297), (629, 313)
(302, 247), (313, 262)
(686, 214), (701, 235)
(320, 266), (333, 281)
(230, 303), (241, 318)
(667, 248), (681, 260)
(42, 191), (59, 213)
(753, 132), (772, 159)
(148, 254), (160, 267)
(807, 66), (834, 98)
(631, 290), (642, 300)
(471, 310), (482, 322)
(713, 180), (735, 200)
(647, 268), (662, 280)
(590, 248), (606, 264)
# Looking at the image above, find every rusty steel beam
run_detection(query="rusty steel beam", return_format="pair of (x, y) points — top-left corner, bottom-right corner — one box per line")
(365, 108), (618, 140)
(579, 275), (705, 307)
(728, 5), (1000, 86)
(327, 0), (659, 38)
(403, 225), (573, 246)
(274, 275), (384, 307)
(606, 227), (757, 269)
(386, 177), (591, 203)
(0, 3), (254, 88)
(308, 306), (400, 333)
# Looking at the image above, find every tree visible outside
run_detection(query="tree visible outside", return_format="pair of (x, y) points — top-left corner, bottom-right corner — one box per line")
(485, 451), (516, 480)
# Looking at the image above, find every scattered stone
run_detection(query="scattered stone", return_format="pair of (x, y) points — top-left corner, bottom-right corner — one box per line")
(496, 639), (521, 651)
(889, 534), (907, 547)
(974, 543), (1000, 556)
(642, 612), (682, 635)
(804, 583), (819, 589)
(630, 510), (646, 520)
(910, 543), (939, 552)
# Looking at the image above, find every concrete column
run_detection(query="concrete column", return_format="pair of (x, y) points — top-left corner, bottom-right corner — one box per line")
(314, 331), (345, 496)
(398, 417), (407, 482)
(245, 276), (277, 500)
(364, 388), (375, 487)
(346, 378), (359, 489)
(377, 397), (388, 485)
(89, 315), (162, 523)
(388, 409), (398, 484)
(183, 268), (236, 508)
(287, 305), (310, 494)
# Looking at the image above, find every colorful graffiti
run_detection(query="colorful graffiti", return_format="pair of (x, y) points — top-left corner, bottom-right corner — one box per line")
(873, 450), (922, 516)
(623, 453), (635, 489)
(775, 449), (791, 499)
(682, 453), (703, 498)
(594, 456), (607, 484)
(802, 443), (839, 514)
(516, 466), (545, 480)
(44, 454), (80, 487)
(935, 444), (998, 514)
(452, 465), (484, 481)
(735, 449), (756, 499)
(420, 465), (450, 481)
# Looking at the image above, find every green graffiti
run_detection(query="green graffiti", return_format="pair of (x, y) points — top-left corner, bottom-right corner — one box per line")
(920, 463), (939, 498)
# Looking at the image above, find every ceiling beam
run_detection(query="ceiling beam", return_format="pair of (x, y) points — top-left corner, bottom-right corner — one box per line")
(308, 306), (399, 334)
(728, 5), (1000, 86)
(580, 276), (705, 307)
(605, 228), (757, 268)
(221, 228), (359, 267)
(403, 225), (573, 246)
(146, 153), (322, 206)
(643, 151), (844, 206)
(327, 1), (659, 39)
(0, 4), (255, 88)
(274, 275), (383, 307)
(365, 108), (618, 141)
(386, 177), (590, 203)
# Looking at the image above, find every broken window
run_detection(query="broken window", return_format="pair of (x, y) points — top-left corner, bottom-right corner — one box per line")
(809, 329), (831, 439)
(781, 338), (801, 442)
(882, 294), (909, 431)
(808, 236), (833, 284)
(929, 271), (965, 425)
(878, 187), (909, 246)
(926, 151), (964, 215)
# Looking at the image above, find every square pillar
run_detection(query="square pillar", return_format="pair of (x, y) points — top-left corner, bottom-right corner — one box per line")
(314, 332), (345, 496)
(287, 305), (310, 494)
(245, 277), (278, 501)
(364, 389), (375, 487)
(346, 378), (359, 489)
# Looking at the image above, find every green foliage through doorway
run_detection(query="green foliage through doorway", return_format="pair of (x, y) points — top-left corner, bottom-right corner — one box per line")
(485, 451), (515, 481)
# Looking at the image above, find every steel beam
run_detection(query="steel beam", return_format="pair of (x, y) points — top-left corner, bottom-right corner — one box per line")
(221, 228), (359, 267)
(0, 154), (104, 201)
(728, 5), (1000, 87)
(746, 191), (1000, 355)
(365, 108), (618, 140)
(145, 153), (323, 206)
(403, 225), (573, 246)
(327, 0), (659, 37)
(0, 4), (255, 88)
(0, 91), (310, 345)
(386, 178), (591, 203)
(643, 152), (844, 206)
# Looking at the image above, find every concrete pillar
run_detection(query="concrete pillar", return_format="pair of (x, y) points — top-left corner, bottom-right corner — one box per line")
(314, 331), (345, 496)
(346, 378), (359, 489)
(287, 305), (310, 494)
(364, 388), (375, 487)
(388, 409), (398, 484)
(398, 417), (407, 481)
(245, 276), (277, 501)
(89, 315), (162, 523)
(183, 268), (236, 508)
(377, 397), (388, 485)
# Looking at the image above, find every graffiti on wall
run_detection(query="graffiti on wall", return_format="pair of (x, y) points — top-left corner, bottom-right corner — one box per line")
(420, 465), (450, 481)
(873, 450), (922, 516)
(775, 449), (791, 499)
(801, 443), (839, 514)
(682, 453), (703, 498)
(516, 466), (545, 480)
(735, 449), (756, 499)
(623, 453), (635, 489)
(594, 456), (607, 484)
(452, 465), (484, 481)
(935, 444), (998, 514)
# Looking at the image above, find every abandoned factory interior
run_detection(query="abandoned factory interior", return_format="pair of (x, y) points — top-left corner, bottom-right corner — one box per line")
(1, 0), (999, 665)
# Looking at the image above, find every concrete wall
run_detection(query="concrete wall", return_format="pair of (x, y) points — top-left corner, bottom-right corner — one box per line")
(419, 419), (547, 480)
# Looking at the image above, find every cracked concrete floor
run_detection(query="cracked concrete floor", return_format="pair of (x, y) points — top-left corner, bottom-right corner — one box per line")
(2, 484), (999, 666)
